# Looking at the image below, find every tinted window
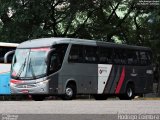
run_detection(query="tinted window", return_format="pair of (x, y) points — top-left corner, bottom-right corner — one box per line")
(127, 50), (139, 65)
(139, 51), (148, 65)
(68, 45), (83, 63)
(98, 47), (113, 64)
(49, 44), (68, 74)
(52, 44), (68, 64)
(69, 45), (98, 64)
(68, 44), (152, 66)
(84, 46), (98, 63)
(145, 51), (152, 65)
(0, 46), (16, 63)
(6, 52), (15, 63)
(113, 48), (127, 64)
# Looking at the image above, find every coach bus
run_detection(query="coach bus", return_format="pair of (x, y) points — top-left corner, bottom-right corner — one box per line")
(0, 42), (19, 95)
(9, 38), (153, 100)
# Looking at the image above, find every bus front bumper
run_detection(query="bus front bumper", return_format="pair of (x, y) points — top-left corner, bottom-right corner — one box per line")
(10, 80), (49, 94)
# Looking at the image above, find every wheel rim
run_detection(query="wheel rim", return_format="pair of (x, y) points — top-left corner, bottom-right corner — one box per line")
(66, 87), (73, 97)
(127, 88), (133, 97)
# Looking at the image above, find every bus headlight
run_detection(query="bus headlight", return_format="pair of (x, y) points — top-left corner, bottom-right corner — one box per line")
(38, 80), (49, 86)
(10, 82), (15, 87)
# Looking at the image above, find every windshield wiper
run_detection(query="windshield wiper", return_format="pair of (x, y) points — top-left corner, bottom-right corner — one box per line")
(14, 58), (27, 79)
(28, 58), (36, 79)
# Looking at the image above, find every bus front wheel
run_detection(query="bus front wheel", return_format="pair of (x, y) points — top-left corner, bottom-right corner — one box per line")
(62, 84), (77, 100)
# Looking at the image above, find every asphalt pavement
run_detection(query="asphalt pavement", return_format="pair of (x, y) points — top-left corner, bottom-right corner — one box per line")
(0, 100), (160, 120)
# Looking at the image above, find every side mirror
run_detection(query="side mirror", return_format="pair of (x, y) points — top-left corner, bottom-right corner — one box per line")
(4, 50), (15, 63)
(45, 48), (55, 64)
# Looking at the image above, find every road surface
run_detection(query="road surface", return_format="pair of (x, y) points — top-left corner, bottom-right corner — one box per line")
(0, 100), (160, 120)
(0, 100), (160, 114)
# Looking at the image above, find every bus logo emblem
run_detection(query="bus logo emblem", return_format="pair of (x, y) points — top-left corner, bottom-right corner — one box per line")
(23, 85), (28, 88)
(99, 69), (107, 74)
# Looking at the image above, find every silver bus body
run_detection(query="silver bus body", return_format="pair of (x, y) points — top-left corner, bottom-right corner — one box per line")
(10, 38), (153, 99)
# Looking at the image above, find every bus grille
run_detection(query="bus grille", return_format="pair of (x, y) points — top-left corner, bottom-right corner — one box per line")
(16, 84), (36, 88)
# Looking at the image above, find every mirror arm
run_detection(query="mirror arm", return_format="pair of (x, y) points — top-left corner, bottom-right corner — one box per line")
(4, 50), (15, 63)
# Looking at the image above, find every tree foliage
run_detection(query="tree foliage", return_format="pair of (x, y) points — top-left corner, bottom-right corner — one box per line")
(0, 0), (160, 95)
(0, 0), (159, 49)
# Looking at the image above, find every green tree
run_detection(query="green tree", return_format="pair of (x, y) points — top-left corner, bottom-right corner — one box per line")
(0, 0), (160, 96)
(0, 0), (159, 47)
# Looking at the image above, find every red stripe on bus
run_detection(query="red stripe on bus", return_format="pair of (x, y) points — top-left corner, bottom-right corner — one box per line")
(31, 47), (50, 51)
(115, 67), (125, 94)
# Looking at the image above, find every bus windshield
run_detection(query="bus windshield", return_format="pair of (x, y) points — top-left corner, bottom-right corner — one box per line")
(11, 48), (49, 80)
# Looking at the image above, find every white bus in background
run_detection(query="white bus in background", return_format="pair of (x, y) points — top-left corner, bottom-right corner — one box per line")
(0, 42), (19, 94)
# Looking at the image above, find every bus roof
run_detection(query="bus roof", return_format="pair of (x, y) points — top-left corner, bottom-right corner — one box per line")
(0, 42), (19, 47)
(17, 37), (151, 51)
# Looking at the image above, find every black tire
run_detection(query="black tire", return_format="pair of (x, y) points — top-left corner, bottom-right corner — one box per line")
(62, 84), (76, 100)
(32, 95), (45, 101)
(93, 94), (108, 100)
(119, 84), (135, 100)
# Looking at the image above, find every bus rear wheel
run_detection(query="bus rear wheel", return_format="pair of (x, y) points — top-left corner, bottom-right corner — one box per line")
(93, 94), (108, 100)
(119, 84), (135, 100)
(32, 95), (45, 101)
(62, 84), (76, 100)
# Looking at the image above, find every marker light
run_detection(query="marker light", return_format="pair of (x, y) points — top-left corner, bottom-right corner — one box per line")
(10, 79), (24, 84)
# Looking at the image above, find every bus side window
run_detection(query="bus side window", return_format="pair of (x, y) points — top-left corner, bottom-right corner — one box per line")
(0, 47), (7, 63)
(133, 51), (139, 65)
(84, 46), (98, 64)
(113, 49), (127, 65)
(127, 50), (139, 65)
(49, 53), (61, 74)
(139, 51), (148, 65)
(49, 44), (68, 74)
(120, 49), (127, 64)
(0, 46), (16, 63)
(68, 45), (83, 63)
(0, 47), (3, 62)
(98, 47), (113, 64)
(6, 52), (14, 63)
(146, 51), (152, 65)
